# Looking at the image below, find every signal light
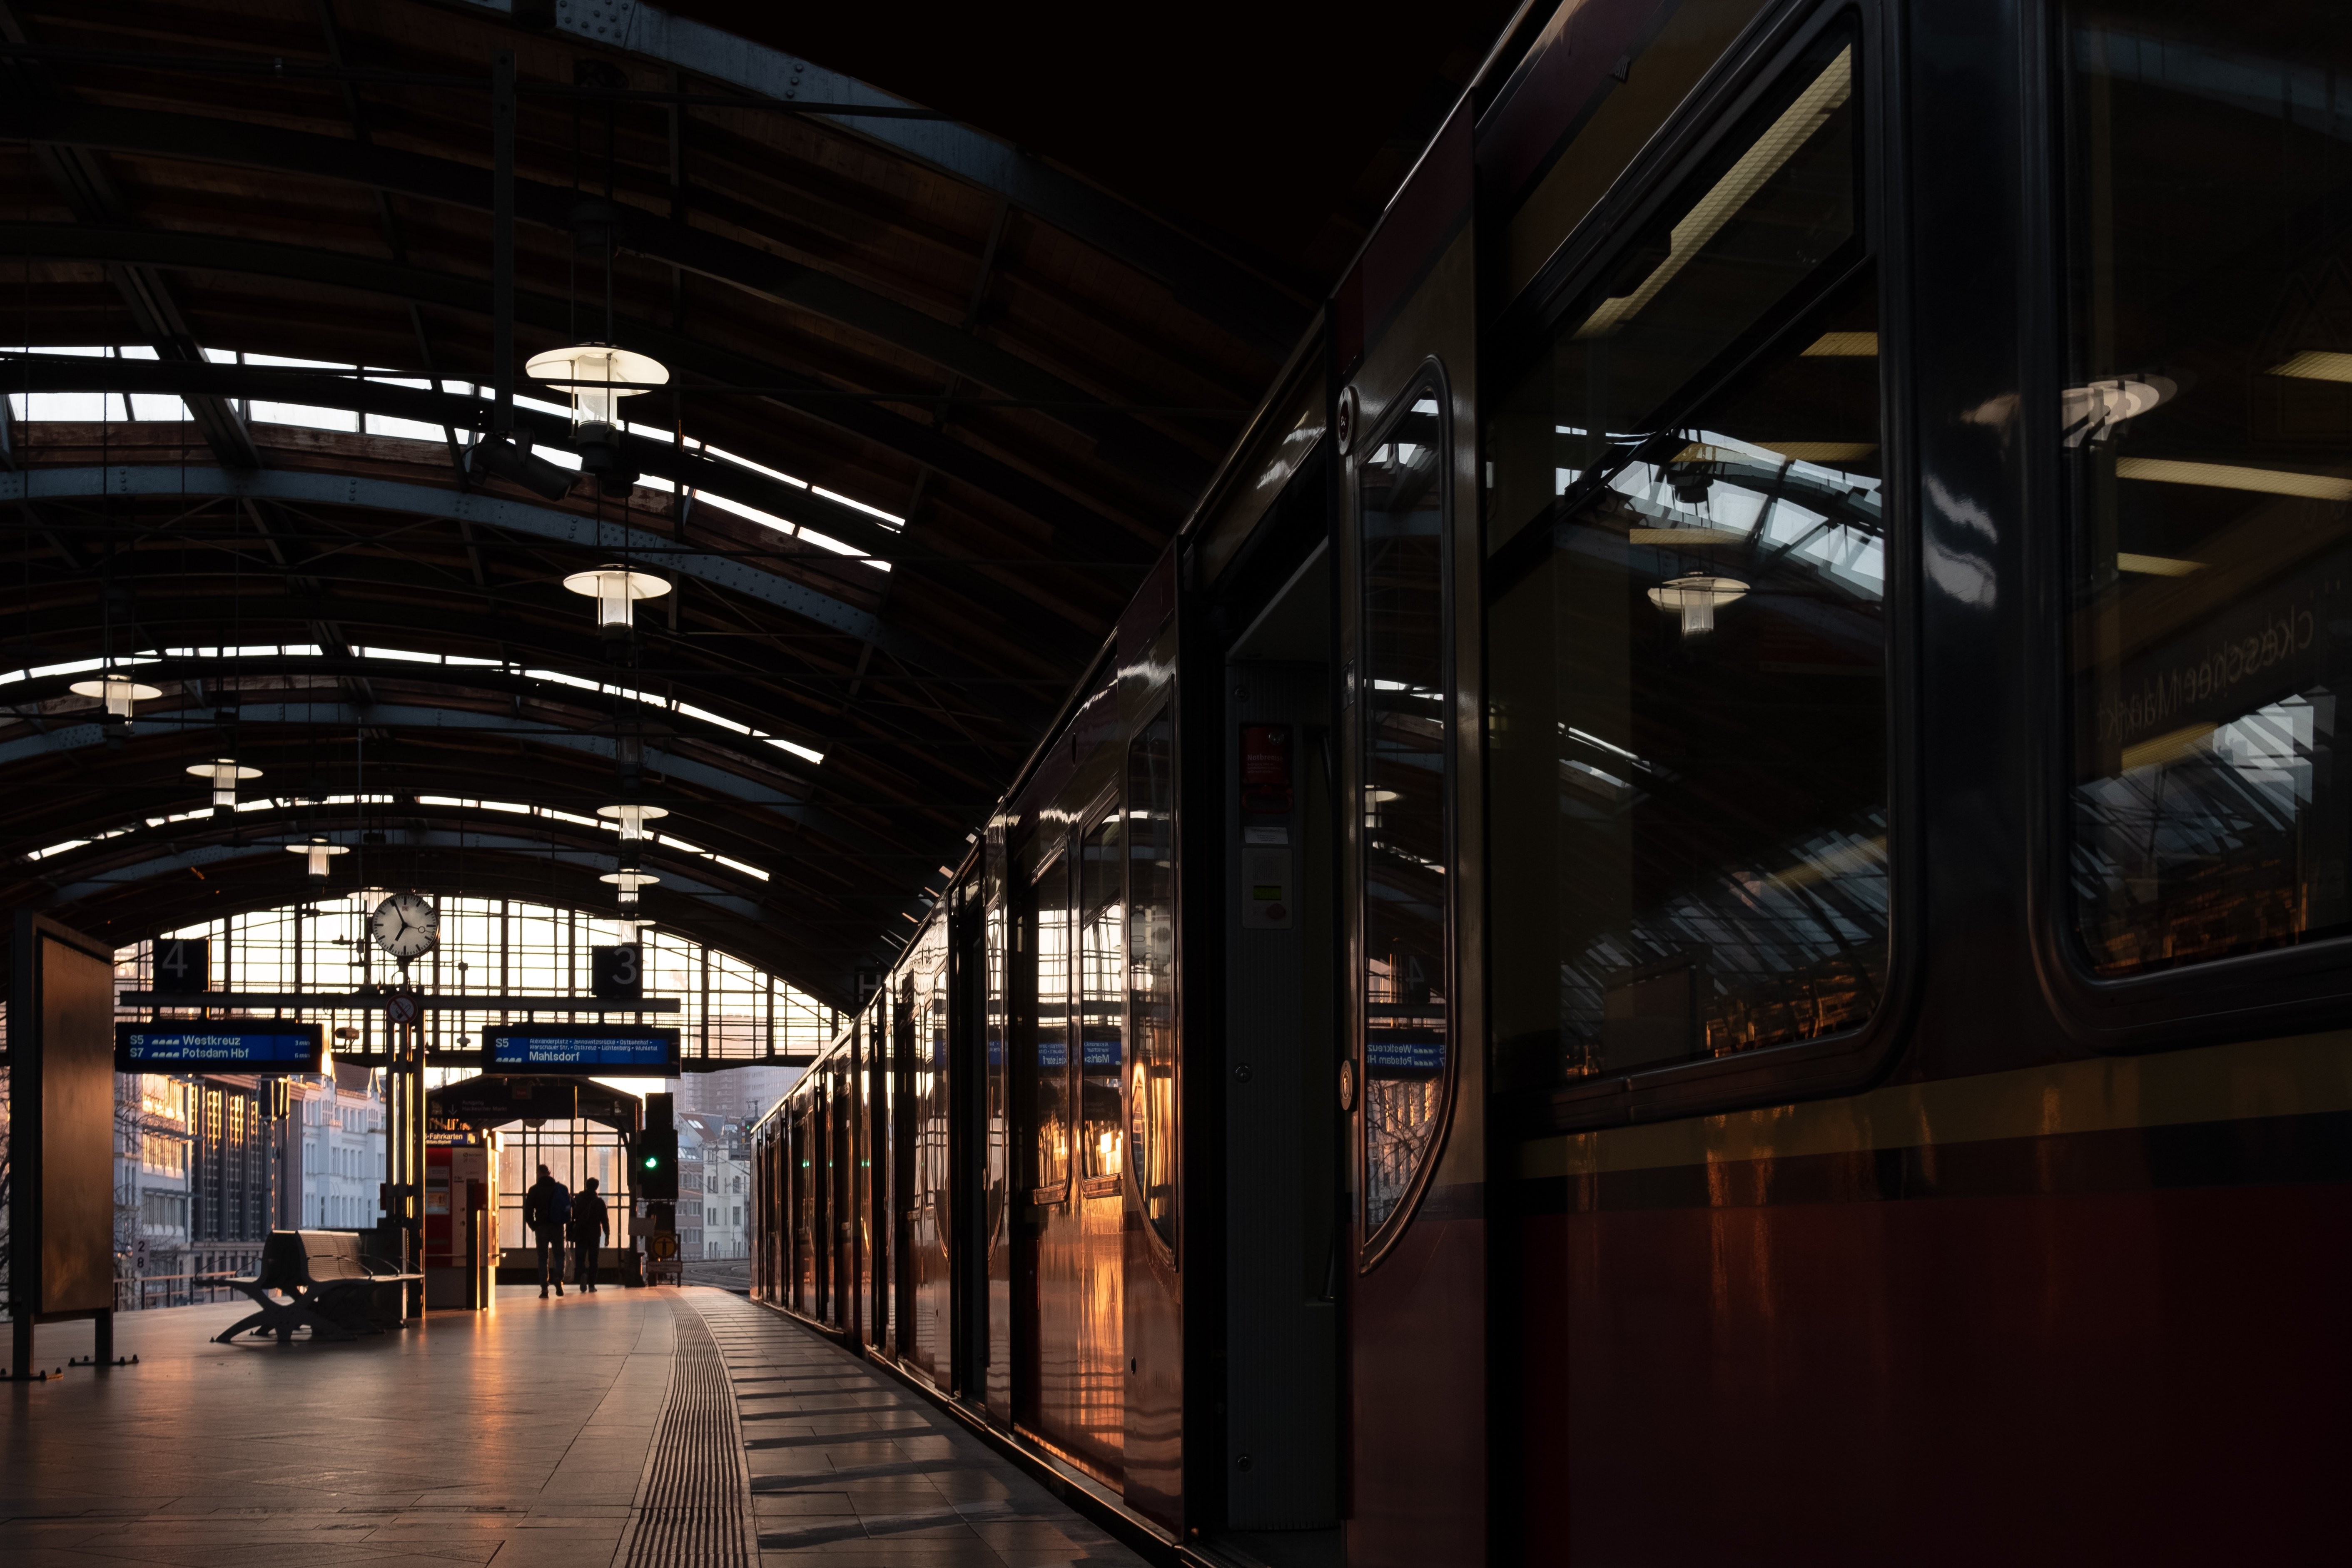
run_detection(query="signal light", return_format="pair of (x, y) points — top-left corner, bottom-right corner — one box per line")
(634, 1128), (678, 1200)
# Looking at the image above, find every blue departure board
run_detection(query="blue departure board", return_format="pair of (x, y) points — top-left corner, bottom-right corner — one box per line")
(483, 1026), (680, 1073)
(115, 1023), (323, 1073)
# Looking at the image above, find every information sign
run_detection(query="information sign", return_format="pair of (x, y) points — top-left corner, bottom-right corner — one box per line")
(115, 1021), (324, 1073)
(482, 1024), (680, 1074)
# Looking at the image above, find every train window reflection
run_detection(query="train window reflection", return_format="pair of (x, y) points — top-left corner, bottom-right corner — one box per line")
(1078, 811), (1124, 1182)
(1031, 851), (1071, 1195)
(2062, 5), (2352, 974)
(1490, 27), (1860, 558)
(1360, 374), (1452, 1243)
(1485, 75), (1884, 1096)
(1126, 706), (1178, 1245)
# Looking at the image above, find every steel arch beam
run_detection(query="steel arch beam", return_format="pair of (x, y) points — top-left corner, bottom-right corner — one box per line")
(0, 463), (962, 670)
(0, 706), (916, 864)
(2, 651), (832, 776)
(5, 97), (1218, 494)
(0, 351), (895, 562)
(0, 222), (1144, 548)
(39, 828), (760, 918)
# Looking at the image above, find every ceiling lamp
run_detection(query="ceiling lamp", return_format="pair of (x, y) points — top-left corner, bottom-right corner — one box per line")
(526, 343), (667, 493)
(287, 837), (349, 881)
(70, 670), (162, 724)
(562, 565), (672, 643)
(598, 803), (668, 841)
(1647, 575), (1748, 637)
(189, 757), (262, 809)
(600, 869), (660, 907)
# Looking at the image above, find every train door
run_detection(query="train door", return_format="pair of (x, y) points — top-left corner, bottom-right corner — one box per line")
(1070, 793), (1129, 1473)
(909, 925), (952, 1385)
(1121, 666), (1184, 1529)
(891, 963), (918, 1366)
(873, 999), (896, 1353)
(982, 821), (1014, 1420)
(795, 1096), (815, 1314)
(831, 1056), (853, 1332)
(1220, 520), (1342, 1538)
(1011, 834), (1067, 1434)
(1334, 100), (1485, 1568)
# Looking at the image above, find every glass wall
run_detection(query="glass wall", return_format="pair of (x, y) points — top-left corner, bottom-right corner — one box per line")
(2061, 4), (2352, 974)
(118, 893), (835, 1064)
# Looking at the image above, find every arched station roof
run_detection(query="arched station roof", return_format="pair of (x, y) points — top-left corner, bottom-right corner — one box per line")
(0, 0), (1516, 1006)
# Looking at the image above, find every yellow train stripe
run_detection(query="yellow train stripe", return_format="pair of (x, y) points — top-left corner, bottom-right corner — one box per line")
(1517, 1031), (2352, 1180)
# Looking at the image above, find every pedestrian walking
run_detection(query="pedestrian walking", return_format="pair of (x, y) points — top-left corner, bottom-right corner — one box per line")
(523, 1163), (571, 1298)
(571, 1177), (610, 1292)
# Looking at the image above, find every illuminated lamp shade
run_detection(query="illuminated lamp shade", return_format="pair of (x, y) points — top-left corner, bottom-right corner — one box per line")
(562, 565), (672, 636)
(1647, 575), (1749, 637)
(526, 343), (667, 493)
(188, 757), (262, 808)
(597, 803), (669, 841)
(600, 869), (661, 907)
(70, 671), (162, 720)
(287, 838), (350, 880)
(524, 343), (667, 428)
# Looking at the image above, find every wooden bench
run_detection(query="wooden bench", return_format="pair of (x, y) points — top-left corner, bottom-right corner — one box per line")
(207, 1230), (423, 1345)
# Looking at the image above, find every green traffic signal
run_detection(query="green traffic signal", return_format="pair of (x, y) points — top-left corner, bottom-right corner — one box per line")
(643, 1155), (658, 1169)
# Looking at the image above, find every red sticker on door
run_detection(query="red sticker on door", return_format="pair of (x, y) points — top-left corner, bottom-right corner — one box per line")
(1241, 724), (1292, 815)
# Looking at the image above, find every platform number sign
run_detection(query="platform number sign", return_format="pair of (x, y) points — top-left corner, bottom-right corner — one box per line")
(155, 937), (209, 993)
(593, 943), (643, 1001)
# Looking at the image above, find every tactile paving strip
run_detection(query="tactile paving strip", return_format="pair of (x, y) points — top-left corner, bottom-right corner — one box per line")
(619, 1298), (753, 1568)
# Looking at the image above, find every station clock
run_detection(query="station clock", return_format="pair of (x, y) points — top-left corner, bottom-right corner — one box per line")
(368, 891), (441, 963)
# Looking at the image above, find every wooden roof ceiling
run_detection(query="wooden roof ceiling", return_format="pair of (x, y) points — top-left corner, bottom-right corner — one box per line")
(0, 0), (1512, 1006)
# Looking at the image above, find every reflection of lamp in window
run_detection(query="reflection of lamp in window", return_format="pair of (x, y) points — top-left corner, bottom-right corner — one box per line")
(2060, 375), (2173, 447)
(1648, 575), (1749, 636)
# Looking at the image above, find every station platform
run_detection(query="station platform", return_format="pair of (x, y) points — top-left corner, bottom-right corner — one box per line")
(0, 1287), (1146, 1568)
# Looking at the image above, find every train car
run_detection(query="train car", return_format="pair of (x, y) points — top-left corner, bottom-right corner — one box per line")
(756, 0), (2349, 1562)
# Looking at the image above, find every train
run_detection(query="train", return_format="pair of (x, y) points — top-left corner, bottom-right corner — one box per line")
(752, 1), (2351, 1562)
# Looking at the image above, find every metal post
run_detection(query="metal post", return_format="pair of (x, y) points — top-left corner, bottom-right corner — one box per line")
(492, 50), (516, 435)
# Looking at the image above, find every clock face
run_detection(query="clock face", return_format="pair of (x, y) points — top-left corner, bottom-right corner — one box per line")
(369, 892), (441, 961)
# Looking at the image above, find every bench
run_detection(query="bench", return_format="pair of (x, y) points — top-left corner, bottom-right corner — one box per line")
(206, 1230), (423, 1346)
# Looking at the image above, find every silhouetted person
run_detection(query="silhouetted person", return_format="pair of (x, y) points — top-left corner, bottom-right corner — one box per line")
(523, 1163), (571, 1298)
(571, 1177), (610, 1292)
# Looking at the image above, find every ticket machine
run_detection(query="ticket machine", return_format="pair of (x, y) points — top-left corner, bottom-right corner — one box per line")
(424, 1133), (497, 1309)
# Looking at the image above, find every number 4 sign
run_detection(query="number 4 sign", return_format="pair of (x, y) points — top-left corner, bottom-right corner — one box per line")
(154, 937), (209, 993)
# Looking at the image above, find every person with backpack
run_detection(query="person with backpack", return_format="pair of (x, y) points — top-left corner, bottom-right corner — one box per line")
(523, 1163), (571, 1298)
(570, 1177), (610, 1292)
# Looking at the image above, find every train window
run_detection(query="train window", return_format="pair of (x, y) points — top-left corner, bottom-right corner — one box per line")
(2060, 6), (2352, 976)
(1485, 23), (1885, 1095)
(1078, 809), (1125, 1182)
(1360, 373), (1454, 1242)
(1126, 704), (1178, 1245)
(1032, 850), (1073, 1197)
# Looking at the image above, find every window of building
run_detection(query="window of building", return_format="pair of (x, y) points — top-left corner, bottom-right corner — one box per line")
(2060, 5), (2352, 975)
(1486, 22), (1884, 1098)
